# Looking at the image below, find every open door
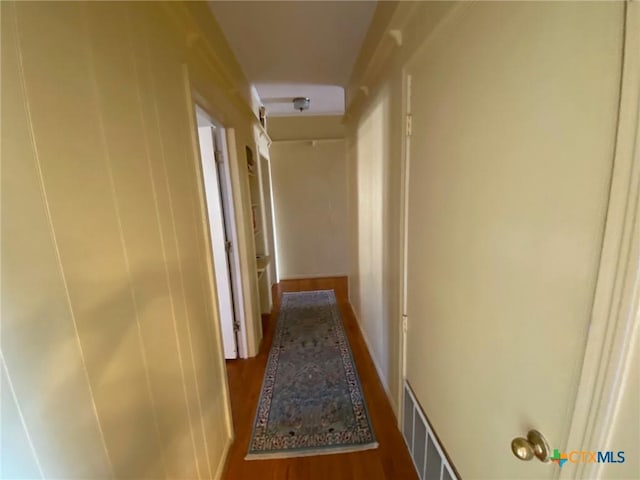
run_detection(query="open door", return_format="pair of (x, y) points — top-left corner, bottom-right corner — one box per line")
(401, 2), (634, 479)
(197, 123), (238, 359)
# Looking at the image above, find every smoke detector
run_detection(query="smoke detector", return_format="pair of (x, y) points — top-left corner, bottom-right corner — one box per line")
(293, 97), (310, 112)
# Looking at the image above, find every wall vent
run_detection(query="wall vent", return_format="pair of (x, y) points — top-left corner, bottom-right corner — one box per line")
(403, 381), (458, 480)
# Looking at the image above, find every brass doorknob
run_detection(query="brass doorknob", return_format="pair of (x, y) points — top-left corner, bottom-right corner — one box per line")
(511, 430), (550, 462)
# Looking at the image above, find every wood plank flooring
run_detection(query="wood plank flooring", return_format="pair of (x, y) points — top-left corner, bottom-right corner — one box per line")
(222, 277), (418, 480)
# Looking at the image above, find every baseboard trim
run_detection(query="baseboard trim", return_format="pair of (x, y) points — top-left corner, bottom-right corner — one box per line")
(279, 273), (349, 280)
(348, 304), (398, 415)
(214, 432), (234, 480)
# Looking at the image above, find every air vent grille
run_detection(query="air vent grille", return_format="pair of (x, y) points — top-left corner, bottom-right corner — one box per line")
(403, 381), (458, 480)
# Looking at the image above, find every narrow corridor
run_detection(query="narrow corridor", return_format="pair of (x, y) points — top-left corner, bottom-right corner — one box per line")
(222, 277), (417, 480)
(3, 2), (638, 478)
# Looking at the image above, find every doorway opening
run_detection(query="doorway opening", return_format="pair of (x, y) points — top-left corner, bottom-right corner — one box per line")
(195, 106), (247, 359)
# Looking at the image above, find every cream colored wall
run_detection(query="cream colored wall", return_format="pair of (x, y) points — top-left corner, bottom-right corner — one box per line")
(270, 140), (349, 280)
(346, 1), (454, 415)
(268, 115), (346, 141)
(347, 1), (630, 474)
(347, 78), (403, 410)
(1, 1), (260, 478)
(404, 3), (622, 478)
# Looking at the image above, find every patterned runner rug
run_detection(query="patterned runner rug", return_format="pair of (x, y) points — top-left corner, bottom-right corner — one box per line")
(246, 289), (378, 459)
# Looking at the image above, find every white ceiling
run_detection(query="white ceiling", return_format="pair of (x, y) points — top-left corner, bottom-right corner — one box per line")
(208, 1), (377, 116)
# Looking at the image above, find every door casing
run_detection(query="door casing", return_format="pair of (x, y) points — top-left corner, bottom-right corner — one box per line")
(193, 107), (249, 359)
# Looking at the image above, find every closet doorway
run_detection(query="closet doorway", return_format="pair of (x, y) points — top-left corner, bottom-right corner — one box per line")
(195, 107), (245, 359)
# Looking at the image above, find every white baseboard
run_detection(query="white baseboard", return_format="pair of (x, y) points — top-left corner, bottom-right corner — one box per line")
(348, 304), (398, 416)
(279, 272), (349, 280)
(214, 432), (234, 480)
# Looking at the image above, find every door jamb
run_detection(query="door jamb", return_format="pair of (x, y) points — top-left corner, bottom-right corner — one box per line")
(561, 4), (640, 478)
(192, 108), (249, 360)
(181, 69), (251, 360)
(181, 69), (235, 441)
(397, 69), (412, 429)
(396, 0), (472, 433)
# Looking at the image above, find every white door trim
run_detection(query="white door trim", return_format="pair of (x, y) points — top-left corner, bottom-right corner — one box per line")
(398, 69), (412, 428)
(193, 109), (250, 360)
(212, 125), (249, 359)
(181, 69), (252, 359)
(224, 129), (260, 356)
(396, 0), (474, 434)
(196, 125), (238, 359)
(561, 4), (640, 478)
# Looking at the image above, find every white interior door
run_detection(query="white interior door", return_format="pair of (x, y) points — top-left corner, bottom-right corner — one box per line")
(403, 2), (624, 478)
(198, 126), (237, 359)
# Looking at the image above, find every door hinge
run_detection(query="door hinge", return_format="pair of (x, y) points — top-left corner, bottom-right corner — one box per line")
(225, 241), (232, 253)
(405, 114), (412, 137)
(214, 150), (224, 164)
(402, 315), (408, 333)
(233, 321), (241, 332)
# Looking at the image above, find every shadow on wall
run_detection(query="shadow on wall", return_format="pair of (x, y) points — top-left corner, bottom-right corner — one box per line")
(3, 264), (225, 478)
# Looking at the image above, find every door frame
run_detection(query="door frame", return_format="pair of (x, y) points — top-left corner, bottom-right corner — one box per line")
(397, 68), (412, 424)
(560, 4), (639, 478)
(180, 71), (235, 444)
(192, 106), (249, 360)
(397, 2), (640, 472)
(195, 123), (237, 359)
(397, 0), (471, 431)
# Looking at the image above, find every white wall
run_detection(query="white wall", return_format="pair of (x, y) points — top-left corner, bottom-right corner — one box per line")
(1, 2), (258, 478)
(270, 140), (349, 280)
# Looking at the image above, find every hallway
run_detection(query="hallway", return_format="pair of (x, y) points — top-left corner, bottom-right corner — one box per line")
(222, 277), (417, 480)
(3, 1), (639, 479)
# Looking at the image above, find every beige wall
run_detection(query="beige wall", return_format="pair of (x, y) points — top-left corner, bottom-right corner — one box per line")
(270, 140), (349, 279)
(346, 1), (454, 415)
(268, 115), (345, 141)
(347, 78), (403, 410)
(348, 1), (635, 478)
(1, 1), (260, 478)
(403, 2), (622, 478)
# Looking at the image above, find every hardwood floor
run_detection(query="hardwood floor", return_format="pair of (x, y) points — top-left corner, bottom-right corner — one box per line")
(222, 277), (417, 480)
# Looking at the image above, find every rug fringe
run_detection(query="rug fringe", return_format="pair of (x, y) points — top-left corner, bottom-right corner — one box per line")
(244, 442), (379, 461)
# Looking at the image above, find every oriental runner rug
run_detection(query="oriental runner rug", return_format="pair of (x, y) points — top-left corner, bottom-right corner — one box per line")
(246, 290), (378, 459)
